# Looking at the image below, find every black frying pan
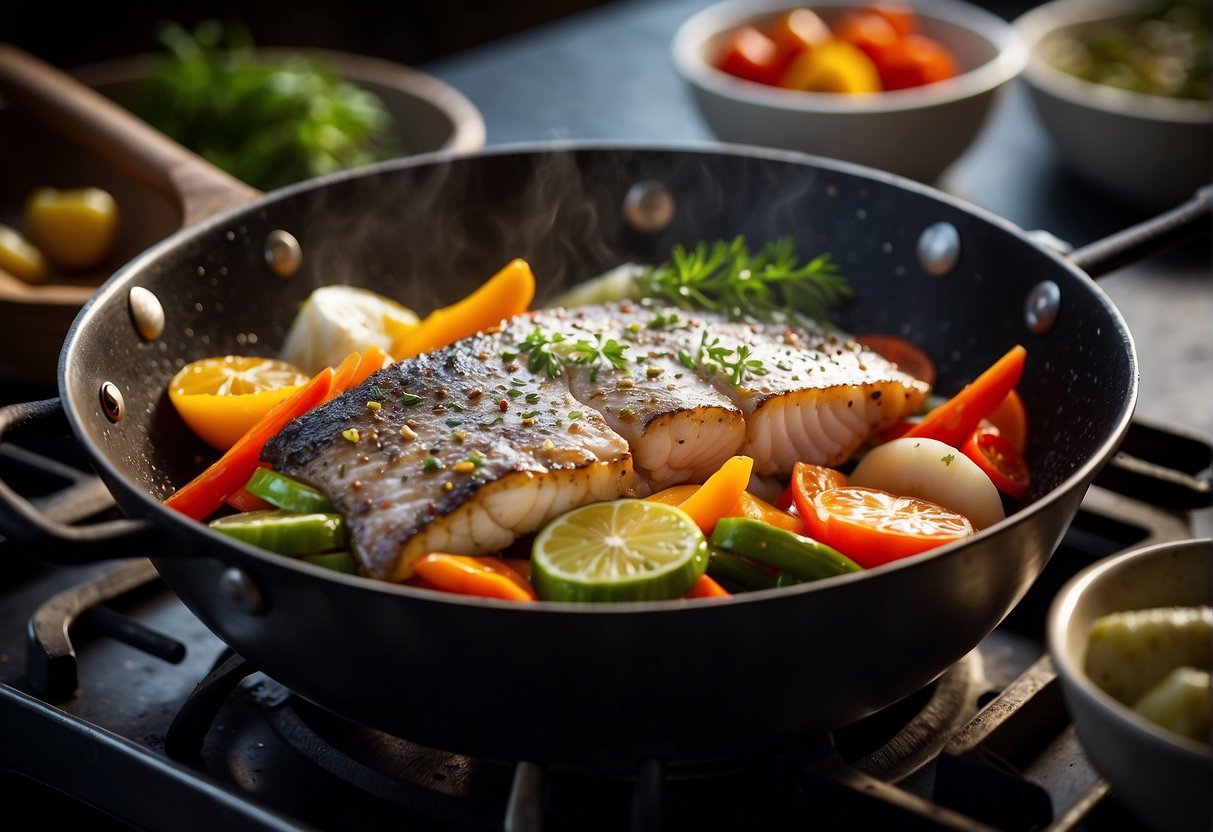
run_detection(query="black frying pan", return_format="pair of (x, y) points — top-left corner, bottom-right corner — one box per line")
(0, 45), (1206, 770)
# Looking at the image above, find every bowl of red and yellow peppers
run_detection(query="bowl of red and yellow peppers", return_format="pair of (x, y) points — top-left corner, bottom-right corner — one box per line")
(671, 0), (1027, 182)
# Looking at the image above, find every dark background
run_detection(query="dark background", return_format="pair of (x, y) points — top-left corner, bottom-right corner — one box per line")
(2, 0), (618, 69)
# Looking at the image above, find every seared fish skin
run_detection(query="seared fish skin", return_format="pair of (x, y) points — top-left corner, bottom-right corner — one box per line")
(262, 302), (927, 580)
(262, 329), (634, 581)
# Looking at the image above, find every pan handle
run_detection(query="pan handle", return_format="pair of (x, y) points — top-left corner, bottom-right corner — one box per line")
(1068, 186), (1212, 279)
(0, 398), (164, 564)
(0, 44), (261, 227)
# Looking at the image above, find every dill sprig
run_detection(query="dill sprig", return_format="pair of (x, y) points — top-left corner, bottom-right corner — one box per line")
(635, 236), (851, 326)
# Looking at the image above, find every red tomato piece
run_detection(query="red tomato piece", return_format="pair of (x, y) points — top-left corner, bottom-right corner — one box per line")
(789, 461), (849, 522)
(831, 11), (901, 76)
(714, 26), (783, 85)
(983, 389), (1029, 453)
(878, 33), (961, 90)
(766, 8), (832, 66)
(802, 486), (975, 568)
(962, 429), (1031, 501)
(856, 334), (937, 388)
(870, 2), (919, 38)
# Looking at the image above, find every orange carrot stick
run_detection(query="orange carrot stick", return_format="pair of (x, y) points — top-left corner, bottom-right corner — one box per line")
(164, 367), (334, 520)
(685, 574), (731, 598)
(412, 554), (537, 602)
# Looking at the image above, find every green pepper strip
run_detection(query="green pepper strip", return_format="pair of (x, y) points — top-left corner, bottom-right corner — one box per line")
(245, 467), (335, 514)
(709, 517), (861, 583)
(707, 547), (777, 592)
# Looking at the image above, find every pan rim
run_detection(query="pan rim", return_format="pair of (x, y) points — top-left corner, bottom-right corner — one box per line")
(57, 140), (1139, 614)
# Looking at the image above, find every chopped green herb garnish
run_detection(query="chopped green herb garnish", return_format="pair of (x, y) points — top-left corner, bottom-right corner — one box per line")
(568, 411), (583, 420)
(445, 418), (463, 427)
(515, 328), (632, 380)
(481, 415), (503, 427)
(511, 378), (528, 387)
(370, 385), (384, 400)
(507, 388), (523, 398)
(521, 410), (540, 419)
(422, 456), (443, 473)
(449, 401), (467, 411)
(942, 453), (956, 466)
(525, 392), (541, 403)
(646, 311), (685, 330)
(402, 392), (422, 406)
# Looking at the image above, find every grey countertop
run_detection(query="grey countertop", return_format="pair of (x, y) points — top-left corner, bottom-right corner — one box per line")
(425, 0), (1212, 444)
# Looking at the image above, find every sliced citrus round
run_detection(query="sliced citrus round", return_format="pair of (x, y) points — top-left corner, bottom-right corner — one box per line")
(531, 499), (708, 602)
(804, 486), (974, 569)
(168, 355), (309, 452)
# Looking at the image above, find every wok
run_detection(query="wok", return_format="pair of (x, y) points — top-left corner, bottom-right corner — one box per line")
(0, 46), (1206, 770)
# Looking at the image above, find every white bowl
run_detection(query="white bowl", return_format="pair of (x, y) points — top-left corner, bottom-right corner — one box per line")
(1014, 0), (1212, 211)
(1048, 538), (1212, 832)
(671, 0), (1027, 182)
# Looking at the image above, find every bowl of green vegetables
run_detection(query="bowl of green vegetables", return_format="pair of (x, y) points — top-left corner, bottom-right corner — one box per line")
(1048, 538), (1211, 832)
(76, 21), (486, 191)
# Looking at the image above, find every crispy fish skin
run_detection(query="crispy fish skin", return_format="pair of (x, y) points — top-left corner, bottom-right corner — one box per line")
(261, 331), (634, 581)
(262, 302), (926, 580)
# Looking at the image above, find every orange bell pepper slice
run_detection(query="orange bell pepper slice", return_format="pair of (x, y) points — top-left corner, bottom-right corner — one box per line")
(685, 574), (731, 598)
(164, 366), (334, 521)
(904, 345), (1027, 448)
(670, 456), (754, 535)
(413, 554), (537, 602)
(393, 259), (535, 359)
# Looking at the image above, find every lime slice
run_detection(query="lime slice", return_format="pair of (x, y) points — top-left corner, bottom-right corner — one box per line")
(531, 499), (708, 602)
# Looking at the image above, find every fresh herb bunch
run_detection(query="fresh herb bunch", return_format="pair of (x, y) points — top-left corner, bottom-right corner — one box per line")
(635, 236), (851, 326)
(136, 20), (401, 190)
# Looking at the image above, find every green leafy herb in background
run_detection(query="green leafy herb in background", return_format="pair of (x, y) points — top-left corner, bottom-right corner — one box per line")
(636, 236), (852, 328)
(136, 20), (401, 190)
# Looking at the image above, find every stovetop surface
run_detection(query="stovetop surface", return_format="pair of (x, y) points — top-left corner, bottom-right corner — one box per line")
(0, 423), (1199, 831)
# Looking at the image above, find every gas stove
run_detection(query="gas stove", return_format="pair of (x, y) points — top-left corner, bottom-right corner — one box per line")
(0, 420), (1207, 831)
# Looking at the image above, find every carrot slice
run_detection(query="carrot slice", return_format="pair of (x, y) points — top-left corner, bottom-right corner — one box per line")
(685, 574), (731, 598)
(392, 259), (535, 359)
(905, 346), (1026, 448)
(164, 367), (334, 521)
(413, 554), (537, 602)
(346, 345), (391, 389)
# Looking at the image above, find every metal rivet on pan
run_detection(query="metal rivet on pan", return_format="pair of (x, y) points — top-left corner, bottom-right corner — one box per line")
(623, 181), (675, 233)
(264, 230), (302, 277)
(128, 286), (165, 341)
(1025, 280), (1061, 335)
(220, 567), (264, 615)
(917, 222), (961, 276)
(99, 382), (125, 423)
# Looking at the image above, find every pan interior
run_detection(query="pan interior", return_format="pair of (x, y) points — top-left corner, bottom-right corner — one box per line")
(63, 146), (1134, 515)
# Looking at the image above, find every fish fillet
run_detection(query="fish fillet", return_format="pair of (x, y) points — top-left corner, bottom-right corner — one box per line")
(261, 302), (928, 579)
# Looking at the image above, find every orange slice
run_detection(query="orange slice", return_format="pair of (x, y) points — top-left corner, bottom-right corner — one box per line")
(168, 356), (308, 452)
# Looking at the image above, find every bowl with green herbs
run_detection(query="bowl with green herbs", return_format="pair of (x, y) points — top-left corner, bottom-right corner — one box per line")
(1014, 0), (1210, 210)
(76, 21), (486, 191)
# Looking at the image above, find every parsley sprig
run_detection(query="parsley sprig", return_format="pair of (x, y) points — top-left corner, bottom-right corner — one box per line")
(636, 236), (851, 326)
(516, 328), (631, 380)
(679, 331), (769, 385)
